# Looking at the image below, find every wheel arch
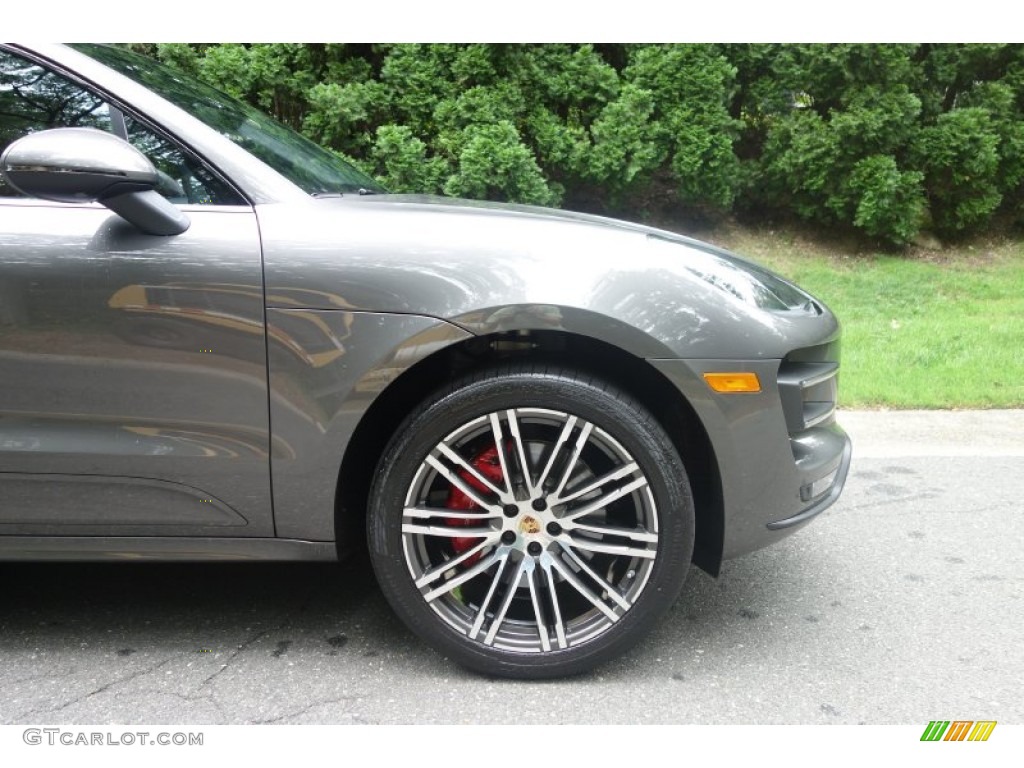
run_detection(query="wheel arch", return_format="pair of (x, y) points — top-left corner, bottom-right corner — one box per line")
(334, 329), (724, 576)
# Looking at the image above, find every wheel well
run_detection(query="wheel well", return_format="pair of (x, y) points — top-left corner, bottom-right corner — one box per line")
(334, 330), (724, 576)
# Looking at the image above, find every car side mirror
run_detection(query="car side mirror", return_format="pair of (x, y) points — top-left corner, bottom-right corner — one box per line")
(0, 127), (190, 236)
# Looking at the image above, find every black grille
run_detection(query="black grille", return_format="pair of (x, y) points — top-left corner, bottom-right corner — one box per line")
(778, 359), (839, 433)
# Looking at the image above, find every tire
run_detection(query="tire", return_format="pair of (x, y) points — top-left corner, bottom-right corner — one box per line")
(367, 363), (694, 678)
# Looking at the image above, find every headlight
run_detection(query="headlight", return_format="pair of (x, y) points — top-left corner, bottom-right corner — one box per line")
(646, 233), (819, 313)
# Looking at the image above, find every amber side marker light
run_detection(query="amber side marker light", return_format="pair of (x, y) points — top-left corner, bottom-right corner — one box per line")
(703, 372), (762, 393)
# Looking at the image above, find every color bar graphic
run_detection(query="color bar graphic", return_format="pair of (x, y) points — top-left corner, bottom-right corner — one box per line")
(921, 720), (996, 742)
(967, 721), (997, 742)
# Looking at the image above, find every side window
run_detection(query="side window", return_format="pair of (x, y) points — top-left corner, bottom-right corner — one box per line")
(0, 50), (112, 197)
(123, 115), (235, 205)
(0, 49), (242, 205)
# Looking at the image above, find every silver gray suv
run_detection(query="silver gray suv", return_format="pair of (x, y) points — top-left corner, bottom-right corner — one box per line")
(0, 43), (851, 678)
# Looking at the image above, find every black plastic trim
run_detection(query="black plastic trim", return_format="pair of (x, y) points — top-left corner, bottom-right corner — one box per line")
(767, 436), (853, 530)
(0, 536), (337, 561)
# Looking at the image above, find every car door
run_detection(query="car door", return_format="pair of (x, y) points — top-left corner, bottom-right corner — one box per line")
(0, 47), (274, 537)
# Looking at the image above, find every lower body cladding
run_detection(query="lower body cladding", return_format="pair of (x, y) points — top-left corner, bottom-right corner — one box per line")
(649, 357), (852, 560)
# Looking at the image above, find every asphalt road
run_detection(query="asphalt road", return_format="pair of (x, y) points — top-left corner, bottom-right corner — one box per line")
(0, 410), (1021, 725)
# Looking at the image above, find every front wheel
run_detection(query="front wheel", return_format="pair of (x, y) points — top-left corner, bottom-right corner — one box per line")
(367, 364), (694, 678)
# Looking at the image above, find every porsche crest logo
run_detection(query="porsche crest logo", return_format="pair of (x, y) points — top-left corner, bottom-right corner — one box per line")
(519, 516), (542, 535)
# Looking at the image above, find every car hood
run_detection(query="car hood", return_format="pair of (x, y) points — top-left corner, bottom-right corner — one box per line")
(256, 194), (838, 359)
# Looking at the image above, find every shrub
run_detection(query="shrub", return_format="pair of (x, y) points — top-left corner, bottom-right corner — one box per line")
(913, 108), (1003, 236)
(133, 43), (1024, 246)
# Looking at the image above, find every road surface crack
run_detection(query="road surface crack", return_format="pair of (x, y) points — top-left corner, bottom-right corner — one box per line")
(15, 657), (174, 721)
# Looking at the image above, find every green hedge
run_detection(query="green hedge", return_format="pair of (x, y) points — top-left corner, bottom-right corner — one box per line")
(134, 43), (1024, 246)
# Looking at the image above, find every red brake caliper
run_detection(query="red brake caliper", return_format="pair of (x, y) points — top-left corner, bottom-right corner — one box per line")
(445, 444), (504, 566)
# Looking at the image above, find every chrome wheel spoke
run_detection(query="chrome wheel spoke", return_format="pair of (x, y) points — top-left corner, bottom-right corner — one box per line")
(540, 556), (569, 649)
(401, 522), (494, 538)
(505, 409), (536, 495)
(403, 506), (502, 521)
(423, 548), (506, 603)
(425, 454), (500, 512)
(559, 475), (649, 522)
(548, 551), (619, 622)
(553, 461), (641, 506)
(535, 415), (577, 492)
(550, 421), (593, 500)
(434, 443), (510, 502)
(468, 550), (511, 639)
(563, 521), (658, 544)
(524, 561), (551, 652)
(556, 543), (632, 611)
(560, 534), (656, 560)
(414, 535), (501, 589)
(488, 412), (514, 497)
(483, 559), (528, 645)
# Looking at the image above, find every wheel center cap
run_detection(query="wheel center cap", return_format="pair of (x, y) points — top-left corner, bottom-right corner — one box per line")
(518, 515), (542, 535)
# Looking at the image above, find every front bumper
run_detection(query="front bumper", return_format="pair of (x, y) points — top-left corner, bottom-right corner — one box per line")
(767, 432), (852, 530)
(649, 355), (852, 560)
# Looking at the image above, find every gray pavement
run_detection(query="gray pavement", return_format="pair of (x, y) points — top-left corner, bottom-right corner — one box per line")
(841, 408), (1024, 457)
(0, 410), (1021, 724)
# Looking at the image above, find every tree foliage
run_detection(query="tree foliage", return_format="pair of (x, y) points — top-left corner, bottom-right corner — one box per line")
(137, 43), (1024, 246)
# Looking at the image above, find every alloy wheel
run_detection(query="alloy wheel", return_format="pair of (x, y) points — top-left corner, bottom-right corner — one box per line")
(400, 407), (659, 653)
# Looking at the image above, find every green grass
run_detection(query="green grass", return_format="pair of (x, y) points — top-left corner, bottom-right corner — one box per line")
(703, 227), (1024, 409)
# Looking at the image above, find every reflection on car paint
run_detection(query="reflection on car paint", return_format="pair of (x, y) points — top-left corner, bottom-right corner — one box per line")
(109, 282), (351, 368)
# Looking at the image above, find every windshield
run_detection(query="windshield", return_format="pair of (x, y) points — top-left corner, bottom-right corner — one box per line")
(73, 44), (386, 197)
